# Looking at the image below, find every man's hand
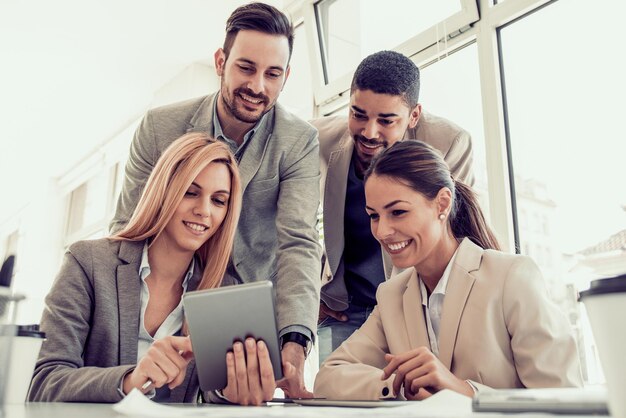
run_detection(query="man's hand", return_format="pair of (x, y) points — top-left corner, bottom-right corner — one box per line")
(276, 342), (313, 398)
(222, 338), (276, 406)
(318, 302), (348, 323)
(381, 347), (474, 400)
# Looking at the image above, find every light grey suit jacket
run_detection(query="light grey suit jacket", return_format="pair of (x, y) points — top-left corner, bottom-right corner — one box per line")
(28, 238), (202, 403)
(311, 112), (474, 311)
(110, 94), (322, 334)
(315, 238), (583, 400)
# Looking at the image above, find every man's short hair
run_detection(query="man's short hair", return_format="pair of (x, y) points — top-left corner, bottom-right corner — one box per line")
(223, 2), (294, 61)
(350, 50), (420, 108)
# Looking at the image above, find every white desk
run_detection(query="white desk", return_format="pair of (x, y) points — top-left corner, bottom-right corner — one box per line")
(1, 402), (611, 418)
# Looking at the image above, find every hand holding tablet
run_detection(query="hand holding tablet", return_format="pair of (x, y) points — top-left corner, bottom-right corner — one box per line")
(221, 338), (276, 405)
(183, 281), (284, 402)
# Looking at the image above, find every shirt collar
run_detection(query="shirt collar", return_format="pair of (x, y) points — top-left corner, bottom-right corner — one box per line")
(420, 247), (459, 306)
(139, 242), (194, 288)
(212, 94), (266, 151)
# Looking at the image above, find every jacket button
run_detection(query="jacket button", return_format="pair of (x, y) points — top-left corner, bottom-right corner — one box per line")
(381, 387), (389, 396)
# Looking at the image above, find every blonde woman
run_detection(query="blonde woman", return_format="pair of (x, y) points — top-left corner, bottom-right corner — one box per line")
(29, 133), (273, 404)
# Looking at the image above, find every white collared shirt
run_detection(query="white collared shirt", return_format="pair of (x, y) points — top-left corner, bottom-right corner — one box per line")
(137, 243), (194, 362)
(418, 249), (459, 357)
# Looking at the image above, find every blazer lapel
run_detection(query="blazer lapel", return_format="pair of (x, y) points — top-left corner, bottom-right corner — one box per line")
(186, 94), (216, 135)
(402, 270), (430, 350)
(437, 238), (482, 369)
(236, 108), (275, 193)
(324, 130), (353, 274)
(116, 240), (144, 365)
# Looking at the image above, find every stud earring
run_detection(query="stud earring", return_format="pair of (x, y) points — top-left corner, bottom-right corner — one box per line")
(438, 213), (446, 220)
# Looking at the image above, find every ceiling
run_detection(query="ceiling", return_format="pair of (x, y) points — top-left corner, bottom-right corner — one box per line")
(0, 0), (283, 223)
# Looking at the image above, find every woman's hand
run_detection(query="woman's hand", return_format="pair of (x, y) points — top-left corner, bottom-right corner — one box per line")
(381, 346), (474, 400)
(123, 336), (194, 395)
(222, 338), (276, 406)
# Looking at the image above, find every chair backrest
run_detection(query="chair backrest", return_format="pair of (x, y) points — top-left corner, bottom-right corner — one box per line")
(0, 255), (15, 287)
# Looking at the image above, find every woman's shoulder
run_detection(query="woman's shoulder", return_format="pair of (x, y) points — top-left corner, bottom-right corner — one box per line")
(67, 237), (117, 254)
(66, 237), (132, 266)
(481, 249), (538, 273)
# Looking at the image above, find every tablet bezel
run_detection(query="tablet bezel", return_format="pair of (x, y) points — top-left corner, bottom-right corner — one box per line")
(183, 281), (283, 391)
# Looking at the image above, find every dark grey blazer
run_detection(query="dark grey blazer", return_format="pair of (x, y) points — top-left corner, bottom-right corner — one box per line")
(28, 238), (201, 403)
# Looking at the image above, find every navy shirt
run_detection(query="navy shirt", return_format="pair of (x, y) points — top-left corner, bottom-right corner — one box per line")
(342, 153), (386, 307)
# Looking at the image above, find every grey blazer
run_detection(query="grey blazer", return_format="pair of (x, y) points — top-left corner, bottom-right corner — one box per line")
(110, 94), (322, 334)
(311, 112), (474, 311)
(28, 238), (202, 403)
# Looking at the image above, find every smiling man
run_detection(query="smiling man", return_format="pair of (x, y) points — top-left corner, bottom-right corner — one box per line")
(311, 50), (474, 363)
(111, 3), (321, 399)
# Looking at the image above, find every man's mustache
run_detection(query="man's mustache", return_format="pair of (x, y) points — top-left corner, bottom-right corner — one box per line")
(354, 135), (386, 147)
(235, 88), (269, 104)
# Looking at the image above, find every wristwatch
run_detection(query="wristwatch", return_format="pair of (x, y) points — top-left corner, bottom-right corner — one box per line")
(280, 332), (312, 359)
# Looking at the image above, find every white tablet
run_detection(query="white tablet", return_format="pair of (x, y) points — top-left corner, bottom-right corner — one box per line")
(183, 281), (283, 391)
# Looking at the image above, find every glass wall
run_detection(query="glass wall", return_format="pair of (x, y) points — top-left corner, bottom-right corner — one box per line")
(315, 0), (462, 83)
(499, 0), (626, 382)
(420, 43), (490, 219)
(279, 23), (315, 119)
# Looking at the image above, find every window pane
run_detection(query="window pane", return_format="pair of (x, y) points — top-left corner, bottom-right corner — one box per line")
(279, 24), (314, 119)
(66, 171), (110, 236)
(500, 0), (626, 383)
(420, 44), (490, 219)
(316, 0), (460, 83)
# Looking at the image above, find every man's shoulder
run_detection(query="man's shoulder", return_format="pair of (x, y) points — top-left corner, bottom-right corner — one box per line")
(309, 115), (348, 138)
(272, 103), (317, 140)
(412, 111), (468, 141)
(146, 95), (211, 121)
(408, 110), (470, 156)
(309, 115), (350, 154)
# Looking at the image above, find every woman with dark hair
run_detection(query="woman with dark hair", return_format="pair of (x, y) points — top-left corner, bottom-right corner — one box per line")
(314, 140), (582, 400)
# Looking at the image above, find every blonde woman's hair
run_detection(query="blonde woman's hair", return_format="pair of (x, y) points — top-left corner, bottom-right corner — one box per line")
(113, 132), (242, 291)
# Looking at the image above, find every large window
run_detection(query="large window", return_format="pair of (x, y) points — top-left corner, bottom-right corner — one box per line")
(279, 23), (315, 119)
(311, 0), (479, 106)
(315, 0), (461, 84)
(64, 163), (122, 246)
(420, 43), (490, 220)
(500, 0), (626, 383)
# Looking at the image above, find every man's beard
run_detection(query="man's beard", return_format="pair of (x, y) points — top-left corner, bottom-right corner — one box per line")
(221, 84), (272, 124)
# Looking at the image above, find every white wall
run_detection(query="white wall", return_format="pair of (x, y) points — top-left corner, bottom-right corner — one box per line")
(2, 180), (67, 325)
(1, 62), (220, 325)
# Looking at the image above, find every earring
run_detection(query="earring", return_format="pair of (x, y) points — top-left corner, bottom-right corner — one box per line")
(438, 213), (446, 220)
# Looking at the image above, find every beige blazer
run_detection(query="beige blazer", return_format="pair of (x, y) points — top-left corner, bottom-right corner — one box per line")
(314, 238), (583, 400)
(311, 112), (474, 311)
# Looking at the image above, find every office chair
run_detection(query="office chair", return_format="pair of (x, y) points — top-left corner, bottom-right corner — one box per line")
(0, 255), (15, 287)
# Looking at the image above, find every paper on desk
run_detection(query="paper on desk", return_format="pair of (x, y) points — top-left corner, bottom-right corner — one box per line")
(113, 388), (473, 418)
(113, 389), (202, 417)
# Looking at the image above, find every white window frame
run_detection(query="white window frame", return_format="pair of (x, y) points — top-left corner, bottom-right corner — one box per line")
(290, 0), (555, 252)
(59, 119), (137, 247)
(300, 0), (480, 113)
